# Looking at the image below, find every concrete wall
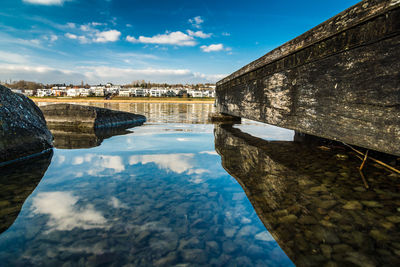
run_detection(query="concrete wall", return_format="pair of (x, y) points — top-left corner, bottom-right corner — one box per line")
(216, 0), (400, 156)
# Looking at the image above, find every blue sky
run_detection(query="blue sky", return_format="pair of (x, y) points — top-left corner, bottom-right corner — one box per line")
(0, 0), (359, 84)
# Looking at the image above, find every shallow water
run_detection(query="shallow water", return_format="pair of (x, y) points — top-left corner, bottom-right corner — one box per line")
(1, 103), (399, 266)
(0, 103), (294, 266)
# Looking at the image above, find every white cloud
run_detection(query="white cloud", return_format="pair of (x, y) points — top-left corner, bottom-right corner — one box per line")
(88, 155), (125, 175)
(65, 33), (77, 39)
(126, 35), (136, 42)
(65, 33), (88, 44)
(222, 32), (231, 36)
(31, 191), (107, 232)
(66, 22), (76, 28)
(193, 72), (226, 81)
(73, 156), (84, 165)
(189, 16), (204, 28)
(43, 35), (58, 43)
(80, 24), (91, 31)
(23, 0), (67, 5)
(30, 39), (41, 45)
(0, 63), (225, 84)
(50, 34), (58, 42)
(94, 30), (121, 43)
(91, 22), (104, 26)
(66, 28), (119, 44)
(129, 153), (195, 174)
(71, 154), (124, 176)
(0, 51), (29, 64)
(200, 43), (225, 52)
(126, 31), (196, 46)
(110, 197), (128, 209)
(199, 151), (218, 155)
(79, 22), (105, 32)
(78, 35), (89, 44)
(187, 30), (211, 38)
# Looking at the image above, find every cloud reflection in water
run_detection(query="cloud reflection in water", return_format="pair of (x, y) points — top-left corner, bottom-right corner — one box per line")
(31, 191), (108, 232)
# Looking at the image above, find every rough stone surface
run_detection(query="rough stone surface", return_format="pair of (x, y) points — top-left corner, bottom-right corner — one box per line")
(40, 103), (146, 131)
(216, 0), (400, 156)
(0, 85), (53, 164)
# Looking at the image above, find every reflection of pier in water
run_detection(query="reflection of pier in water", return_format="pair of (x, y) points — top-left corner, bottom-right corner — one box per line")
(214, 124), (400, 267)
(0, 150), (53, 233)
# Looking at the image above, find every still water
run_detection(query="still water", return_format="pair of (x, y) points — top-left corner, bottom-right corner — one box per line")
(1, 103), (399, 266)
(0, 103), (294, 266)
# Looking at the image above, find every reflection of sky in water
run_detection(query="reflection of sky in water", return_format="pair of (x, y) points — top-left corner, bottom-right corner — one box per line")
(235, 119), (294, 141)
(0, 119), (294, 266)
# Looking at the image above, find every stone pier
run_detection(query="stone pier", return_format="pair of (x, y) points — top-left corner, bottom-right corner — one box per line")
(215, 0), (400, 156)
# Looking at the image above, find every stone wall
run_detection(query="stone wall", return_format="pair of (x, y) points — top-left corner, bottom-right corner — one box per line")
(0, 85), (53, 164)
(216, 0), (400, 156)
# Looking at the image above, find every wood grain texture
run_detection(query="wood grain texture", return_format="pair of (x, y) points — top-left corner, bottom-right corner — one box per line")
(216, 0), (400, 156)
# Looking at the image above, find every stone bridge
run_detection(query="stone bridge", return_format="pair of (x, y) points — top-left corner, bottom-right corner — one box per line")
(215, 0), (400, 156)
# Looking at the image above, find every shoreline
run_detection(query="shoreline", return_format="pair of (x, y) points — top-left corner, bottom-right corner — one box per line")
(31, 98), (215, 104)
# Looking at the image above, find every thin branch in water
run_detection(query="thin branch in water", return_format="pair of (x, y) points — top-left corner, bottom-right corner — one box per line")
(359, 150), (369, 189)
(342, 143), (400, 175)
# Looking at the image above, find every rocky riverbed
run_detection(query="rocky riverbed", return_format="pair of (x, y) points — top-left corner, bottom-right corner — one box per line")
(215, 124), (400, 267)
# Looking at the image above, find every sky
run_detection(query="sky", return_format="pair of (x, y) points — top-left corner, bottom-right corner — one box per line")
(0, 0), (359, 84)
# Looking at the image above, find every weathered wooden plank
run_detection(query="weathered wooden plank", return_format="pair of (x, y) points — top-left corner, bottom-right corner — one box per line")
(216, 0), (400, 156)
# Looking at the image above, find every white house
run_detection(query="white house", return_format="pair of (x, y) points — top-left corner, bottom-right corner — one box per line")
(66, 88), (79, 97)
(189, 90), (204, 98)
(23, 89), (34, 96)
(37, 89), (52, 97)
(134, 88), (146, 97)
(119, 88), (133, 97)
(11, 89), (22, 94)
(93, 87), (105, 96)
(150, 88), (162, 97)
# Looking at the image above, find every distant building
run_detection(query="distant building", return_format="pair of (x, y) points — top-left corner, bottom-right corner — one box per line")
(23, 89), (34, 96)
(11, 89), (22, 94)
(37, 89), (52, 97)
(119, 88), (133, 97)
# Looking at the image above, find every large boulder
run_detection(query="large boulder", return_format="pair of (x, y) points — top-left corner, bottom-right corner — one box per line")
(40, 103), (146, 131)
(0, 85), (53, 164)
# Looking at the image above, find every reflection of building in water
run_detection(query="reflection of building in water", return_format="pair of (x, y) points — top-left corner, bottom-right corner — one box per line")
(214, 124), (400, 267)
(38, 102), (214, 124)
(85, 103), (214, 124)
(0, 150), (53, 233)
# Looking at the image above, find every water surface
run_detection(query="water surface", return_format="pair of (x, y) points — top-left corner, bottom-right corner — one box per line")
(1, 103), (399, 266)
(0, 103), (294, 266)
